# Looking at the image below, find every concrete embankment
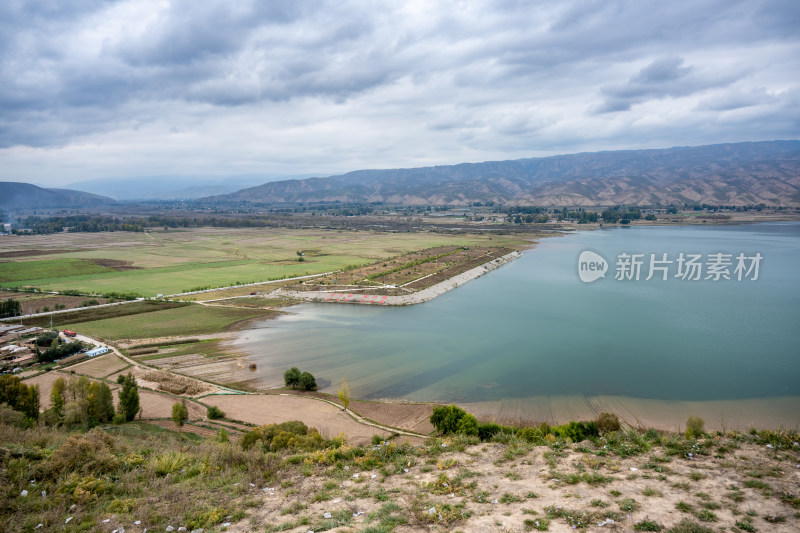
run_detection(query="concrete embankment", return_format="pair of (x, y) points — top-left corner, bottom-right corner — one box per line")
(271, 250), (522, 306)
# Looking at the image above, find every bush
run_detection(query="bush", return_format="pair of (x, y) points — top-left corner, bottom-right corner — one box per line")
(0, 404), (27, 428)
(430, 405), (478, 436)
(478, 422), (503, 441)
(240, 420), (326, 452)
(685, 416), (705, 439)
(207, 405), (225, 420)
(551, 421), (599, 442)
(596, 412), (621, 434)
(44, 429), (118, 478)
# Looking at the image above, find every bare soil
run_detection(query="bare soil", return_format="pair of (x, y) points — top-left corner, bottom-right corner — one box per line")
(203, 394), (392, 445)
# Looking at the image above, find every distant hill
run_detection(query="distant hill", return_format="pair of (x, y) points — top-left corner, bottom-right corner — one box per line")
(0, 182), (116, 211)
(204, 141), (800, 207)
(66, 174), (318, 200)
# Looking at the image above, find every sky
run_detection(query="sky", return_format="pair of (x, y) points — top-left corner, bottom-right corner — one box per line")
(1, 0), (799, 188)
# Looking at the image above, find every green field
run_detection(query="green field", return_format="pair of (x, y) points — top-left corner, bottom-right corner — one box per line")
(0, 228), (532, 297)
(0, 258), (112, 283)
(61, 304), (280, 340)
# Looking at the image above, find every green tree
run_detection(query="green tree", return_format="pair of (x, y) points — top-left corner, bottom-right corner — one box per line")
(0, 375), (40, 422)
(284, 367), (301, 389)
(298, 371), (317, 391)
(50, 377), (66, 418)
(117, 373), (140, 422)
(172, 400), (189, 437)
(88, 382), (115, 423)
(337, 377), (351, 412)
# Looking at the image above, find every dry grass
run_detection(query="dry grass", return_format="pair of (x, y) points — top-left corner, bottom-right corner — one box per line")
(142, 370), (209, 396)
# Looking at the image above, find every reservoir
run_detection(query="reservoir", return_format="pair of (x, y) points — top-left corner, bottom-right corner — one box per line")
(233, 222), (800, 428)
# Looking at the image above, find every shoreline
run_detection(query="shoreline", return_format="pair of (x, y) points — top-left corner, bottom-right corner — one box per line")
(268, 249), (523, 306)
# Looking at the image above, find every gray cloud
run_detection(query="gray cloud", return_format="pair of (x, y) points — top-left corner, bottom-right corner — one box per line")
(0, 0), (798, 184)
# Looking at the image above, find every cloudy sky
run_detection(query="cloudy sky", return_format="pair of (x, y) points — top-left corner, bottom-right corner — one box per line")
(1, 0), (799, 187)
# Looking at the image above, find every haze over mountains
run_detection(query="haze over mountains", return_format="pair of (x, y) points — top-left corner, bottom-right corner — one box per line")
(204, 141), (800, 207)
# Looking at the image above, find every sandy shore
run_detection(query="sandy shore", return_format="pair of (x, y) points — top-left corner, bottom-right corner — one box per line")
(270, 250), (522, 305)
(460, 394), (800, 432)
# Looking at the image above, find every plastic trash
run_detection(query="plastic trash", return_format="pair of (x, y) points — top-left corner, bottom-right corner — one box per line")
(134, 521), (141, 525)
(65, 517), (73, 524)
(352, 473), (359, 478)
(629, 467), (638, 471)
(166, 527), (174, 532)
(428, 507), (436, 515)
(766, 444), (774, 449)
(221, 523), (231, 527)
(352, 511), (363, 517)
(34, 525), (42, 530)
(20, 490), (27, 497)
(41, 491), (46, 498)
(370, 474), (377, 479)
(323, 513), (332, 519)
(103, 519), (111, 523)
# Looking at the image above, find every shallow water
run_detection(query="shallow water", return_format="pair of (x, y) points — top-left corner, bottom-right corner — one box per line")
(233, 222), (800, 414)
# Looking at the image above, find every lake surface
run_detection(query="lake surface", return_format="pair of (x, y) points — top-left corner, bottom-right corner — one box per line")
(234, 223), (800, 417)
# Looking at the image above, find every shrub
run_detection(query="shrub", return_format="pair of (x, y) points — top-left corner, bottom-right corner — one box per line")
(44, 429), (117, 478)
(685, 416), (705, 439)
(596, 412), (621, 433)
(477, 423), (503, 441)
(0, 404), (26, 428)
(430, 405), (479, 435)
(117, 373), (140, 422)
(207, 405), (225, 420)
(551, 421), (599, 442)
(240, 420), (326, 452)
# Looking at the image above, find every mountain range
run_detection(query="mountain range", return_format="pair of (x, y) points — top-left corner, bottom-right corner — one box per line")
(0, 182), (115, 211)
(203, 141), (800, 207)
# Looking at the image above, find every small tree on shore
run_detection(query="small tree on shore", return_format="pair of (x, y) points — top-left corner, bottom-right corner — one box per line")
(337, 378), (351, 412)
(299, 371), (317, 391)
(284, 367), (301, 389)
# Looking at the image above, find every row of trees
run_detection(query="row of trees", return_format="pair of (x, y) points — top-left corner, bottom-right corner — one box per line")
(283, 367), (317, 391)
(47, 373), (140, 428)
(0, 298), (22, 318)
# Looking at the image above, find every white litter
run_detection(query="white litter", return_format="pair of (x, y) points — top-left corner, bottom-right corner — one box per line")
(332, 499), (341, 503)
(403, 468), (409, 472)
(629, 467), (638, 471)
(103, 519), (111, 523)
(178, 528), (187, 532)
(491, 499), (498, 504)
(166, 527), (174, 532)
(353, 473), (359, 478)
(441, 443), (447, 448)
(221, 523), (231, 527)
(65, 517), (73, 524)
(20, 490), (27, 497)
(323, 512), (332, 519)
(190, 529), (203, 533)
(428, 507), (436, 515)
(352, 511), (364, 517)
(766, 444), (774, 449)
(35, 525), (42, 530)
(449, 493), (455, 498)
(344, 466), (350, 470)
(370, 474), (377, 479)
(41, 490), (46, 498)
(249, 483), (255, 487)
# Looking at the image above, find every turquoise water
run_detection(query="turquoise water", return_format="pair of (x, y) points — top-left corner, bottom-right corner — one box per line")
(234, 222), (800, 404)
